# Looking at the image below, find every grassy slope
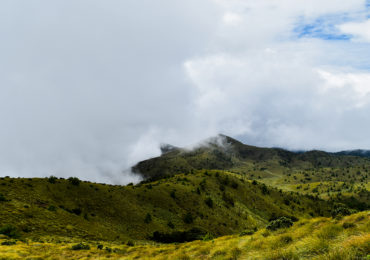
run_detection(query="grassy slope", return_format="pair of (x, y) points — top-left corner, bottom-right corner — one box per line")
(133, 135), (370, 210)
(0, 171), (333, 242)
(0, 211), (368, 259)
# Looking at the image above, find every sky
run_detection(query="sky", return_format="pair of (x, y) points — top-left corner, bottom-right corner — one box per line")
(1, 0), (370, 184)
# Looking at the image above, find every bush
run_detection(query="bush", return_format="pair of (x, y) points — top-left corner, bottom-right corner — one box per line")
(205, 197), (213, 208)
(266, 217), (293, 231)
(183, 212), (193, 224)
(222, 193), (234, 207)
(126, 240), (134, 246)
(97, 244), (103, 250)
(71, 208), (82, 215)
(0, 193), (7, 202)
(71, 243), (90, 250)
(342, 222), (356, 229)
(0, 225), (20, 238)
(239, 228), (257, 236)
(331, 205), (352, 217)
(202, 233), (214, 241)
(1, 240), (16, 245)
(167, 221), (175, 229)
(144, 213), (152, 223)
(48, 205), (57, 211)
(47, 176), (57, 184)
(68, 177), (81, 186)
(151, 228), (206, 243)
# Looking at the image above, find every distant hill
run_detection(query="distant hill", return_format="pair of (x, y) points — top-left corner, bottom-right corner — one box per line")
(132, 134), (370, 211)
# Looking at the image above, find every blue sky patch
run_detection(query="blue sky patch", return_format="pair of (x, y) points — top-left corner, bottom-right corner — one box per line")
(294, 14), (353, 41)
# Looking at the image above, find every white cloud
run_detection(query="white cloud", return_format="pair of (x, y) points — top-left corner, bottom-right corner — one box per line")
(0, 0), (370, 183)
(339, 19), (370, 42)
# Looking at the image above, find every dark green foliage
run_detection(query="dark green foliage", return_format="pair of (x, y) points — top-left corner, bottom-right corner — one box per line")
(71, 208), (82, 215)
(1, 240), (16, 245)
(151, 228), (206, 243)
(261, 184), (269, 195)
(331, 204), (352, 217)
(0, 225), (20, 238)
(144, 213), (152, 224)
(266, 217), (293, 231)
(48, 205), (56, 211)
(231, 181), (238, 189)
(183, 212), (193, 224)
(170, 190), (176, 199)
(239, 228), (257, 236)
(202, 232), (214, 241)
(205, 197), (213, 208)
(97, 244), (103, 250)
(222, 192), (234, 207)
(47, 176), (57, 184)
(126, 240), (134, 246)
(167, 221), (175, 229)
(0, 193), (6, 202)
(342, 222), (356, 229)
(72, 243), (90, 250)
(68, 177), (81, 186)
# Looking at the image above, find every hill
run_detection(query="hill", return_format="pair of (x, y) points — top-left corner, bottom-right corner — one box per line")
(132, 134), (370, 210)
(0, 171), (334, 242)
(0, 134), (369, 259)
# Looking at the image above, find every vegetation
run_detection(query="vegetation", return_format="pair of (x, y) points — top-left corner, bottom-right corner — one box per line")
(0, 135), (368, 259)
(0, 211), (367, 259)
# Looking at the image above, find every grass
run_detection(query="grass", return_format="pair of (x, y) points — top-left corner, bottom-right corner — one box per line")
(0, 171), (335, 242)
(0, 211), (368, 259)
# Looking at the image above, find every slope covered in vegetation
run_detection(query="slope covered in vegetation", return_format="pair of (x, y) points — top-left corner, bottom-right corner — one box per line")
(0, 170), (334, 242)
(0, 211), (368, 259)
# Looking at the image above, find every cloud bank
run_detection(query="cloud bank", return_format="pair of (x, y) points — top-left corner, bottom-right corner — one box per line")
(1, 0), (370, 183)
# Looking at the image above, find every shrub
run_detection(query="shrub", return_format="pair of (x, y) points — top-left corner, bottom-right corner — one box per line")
(144, 213), (152, 224)
(0, 225), (20, 238)
(239, 228), (257, 236)
(222, 193), (234, 207)
(170, 190), (176, 199)
(0, 193), (7, 202)
(342, 222), (356, 229)
(202, 233), (213, 241)
(71, 243), (90, 250)
(205, 197), (213, 208)
(97, 244), (103, 250)
(71, 208), (82, 215)
(231, 181), (238, 189)
(47, 176), (57, 184)
(1, 240), (16, 245)
(183, 212), (193, 224)
(151, 228), (206, 243)
(331, 205), (352, 217)
(126, 240), (134, 246)
(68, 177), (81, 186)
(167, 221), (175, 229)
(48, 205), (57, 211)
(266, 217), (293, 231)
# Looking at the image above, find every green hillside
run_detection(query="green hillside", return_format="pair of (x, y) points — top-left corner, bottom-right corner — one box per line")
(133, 135), (370, 210)
(0, 170), (335, 242)
(0, 135), (369, 259)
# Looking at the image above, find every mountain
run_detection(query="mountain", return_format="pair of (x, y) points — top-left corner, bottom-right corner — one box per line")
(0, 134), (368, 259)
(132, 134), (369, 210)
